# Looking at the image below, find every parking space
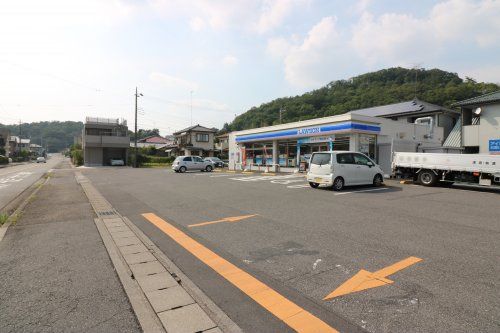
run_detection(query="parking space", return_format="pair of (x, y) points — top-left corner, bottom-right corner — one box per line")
(83, 167), (500, 333)
(177, 170), (403, 196)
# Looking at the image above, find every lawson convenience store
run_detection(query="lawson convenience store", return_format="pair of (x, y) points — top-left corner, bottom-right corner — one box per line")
(228, 113), (382, 172)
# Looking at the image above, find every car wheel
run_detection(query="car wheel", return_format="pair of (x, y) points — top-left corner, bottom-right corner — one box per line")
(205, 165), (213, 172)
(419, 170), (437, 186)
(309, 182), (319, 188)
(373, 174), (383, 187)
(179, 166), (187, 173)
(332, 177), (344, 191)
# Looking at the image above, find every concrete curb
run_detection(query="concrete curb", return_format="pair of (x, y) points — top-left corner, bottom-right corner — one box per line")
(75, 172), (240, 333)
(123, 216), (243, 333)
(0, 173), (51, 243)
(93, 217), (166, 333)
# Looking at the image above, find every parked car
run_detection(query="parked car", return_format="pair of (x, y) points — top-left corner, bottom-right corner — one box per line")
(110, 159), (125, 166)
(203, 157), (225, 168)
(307, 151), (384, 191)
(173, 156), (214, 173)
(36, 156), (46, 163)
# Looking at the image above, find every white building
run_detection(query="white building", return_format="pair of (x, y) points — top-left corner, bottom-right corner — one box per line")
(228, 99), (459, 175)
(452, 91), (500, 155)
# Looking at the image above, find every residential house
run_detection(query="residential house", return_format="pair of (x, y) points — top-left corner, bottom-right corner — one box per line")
(215, 133), (229, 158)
(172, 125), (217, 157)
(82, 117), (130, 166)
(452, 91), (500, 154)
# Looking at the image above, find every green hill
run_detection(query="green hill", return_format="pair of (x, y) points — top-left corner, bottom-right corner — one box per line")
(224, 67), (499, 132)
(0, 121), (83, 152)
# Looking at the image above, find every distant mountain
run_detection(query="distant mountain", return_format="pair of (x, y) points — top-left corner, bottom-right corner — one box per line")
(0, 121), (83, 152)
(0, 121), (170, 152)
(223, 67), (499, 132)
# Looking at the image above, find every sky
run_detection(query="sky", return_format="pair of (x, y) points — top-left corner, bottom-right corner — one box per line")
(0, 0), (499, 134)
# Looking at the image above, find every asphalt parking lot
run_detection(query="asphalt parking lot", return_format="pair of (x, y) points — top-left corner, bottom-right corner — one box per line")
(83, 167), (499, 333)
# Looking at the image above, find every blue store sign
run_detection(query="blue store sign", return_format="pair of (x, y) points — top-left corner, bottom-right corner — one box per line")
(235, 121), (380, 143)
(489, 139), (500, 153)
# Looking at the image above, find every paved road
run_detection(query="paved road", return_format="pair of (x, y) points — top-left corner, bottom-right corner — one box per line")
(83, 167), (500, 333)
(0, 160), (141, 333)
(0, 154), (65, 210)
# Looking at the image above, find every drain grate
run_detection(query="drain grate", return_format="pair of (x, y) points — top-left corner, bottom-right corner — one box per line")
(98, 210), (117, 216)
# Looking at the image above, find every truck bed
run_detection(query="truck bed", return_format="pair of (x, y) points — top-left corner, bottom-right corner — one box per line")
(392, 152), (500, 174)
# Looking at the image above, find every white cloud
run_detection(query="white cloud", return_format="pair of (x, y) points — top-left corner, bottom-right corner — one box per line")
(351, 0), (500, 65)
(222, 55), (239, 67)
(189, 16), (205, 31)
(270, 16), (343, 88)
(149, 0), (307, 33)
(149, 72), (199, 91)
(266, 37), (292, 59)
(254, 0), (305, 33)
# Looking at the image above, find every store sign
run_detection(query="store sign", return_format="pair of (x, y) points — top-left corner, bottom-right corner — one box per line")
(297, 127), (320, 135)
(489, 139), (500, 154)
(235, 121), (380, 143)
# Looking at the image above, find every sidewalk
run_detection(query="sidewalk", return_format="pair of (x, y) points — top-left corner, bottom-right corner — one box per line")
(0, 161), (141, 333)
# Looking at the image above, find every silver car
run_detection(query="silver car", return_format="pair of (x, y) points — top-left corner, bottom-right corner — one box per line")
(172, 156), (214, 173)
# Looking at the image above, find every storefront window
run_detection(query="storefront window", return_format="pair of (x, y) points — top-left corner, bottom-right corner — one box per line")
(359, 134), (376, 159)
(243, 142), (273, 165)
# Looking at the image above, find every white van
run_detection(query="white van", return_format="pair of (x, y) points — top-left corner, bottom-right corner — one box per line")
(306, 151), (384, 191)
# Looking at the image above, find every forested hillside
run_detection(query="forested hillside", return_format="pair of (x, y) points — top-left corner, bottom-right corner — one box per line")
(223, 67), (499, 132)
(0, 121), (166, 152)
(0, 121), (83, 152)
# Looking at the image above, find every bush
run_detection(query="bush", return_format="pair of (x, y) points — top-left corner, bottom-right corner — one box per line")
(146, 156), (173, 164)
(0, 155), (8, 165)
(71, 149), (83, 166)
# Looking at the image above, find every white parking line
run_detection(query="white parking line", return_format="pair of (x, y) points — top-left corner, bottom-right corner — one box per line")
(209, 174), (233, 177)
(333, 187), (389, 195)
(287, 184), (310, 189)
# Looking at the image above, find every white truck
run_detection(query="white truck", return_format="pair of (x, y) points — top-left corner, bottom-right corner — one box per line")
(392, 152), (500, 188)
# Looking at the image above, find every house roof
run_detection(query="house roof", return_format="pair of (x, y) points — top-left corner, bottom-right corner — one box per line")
(173, 124), (217, 135)
(452, 90), (500, 107)
(349, 98), (456, 118)
(138, 135), (169, 144)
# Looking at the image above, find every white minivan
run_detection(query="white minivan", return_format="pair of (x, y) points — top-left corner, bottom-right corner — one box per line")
(306, 151), (384, 191)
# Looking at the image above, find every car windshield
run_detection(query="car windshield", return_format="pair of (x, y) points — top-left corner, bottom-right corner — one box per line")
(210, 157), (221, 161)
(310, 153), (331, 165)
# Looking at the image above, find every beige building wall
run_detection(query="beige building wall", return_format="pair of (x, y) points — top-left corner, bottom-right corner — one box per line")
(478, 104), (500, 154)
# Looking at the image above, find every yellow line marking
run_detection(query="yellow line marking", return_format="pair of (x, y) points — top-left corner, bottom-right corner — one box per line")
(142, 213), (339, 333)
(323, 256), (422, 300)
(242, 171), (254, 174)
(263, 173), (276, 176)
(188, 214), (258, 228)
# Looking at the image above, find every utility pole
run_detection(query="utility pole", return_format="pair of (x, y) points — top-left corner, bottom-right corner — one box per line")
(279, 107), (285, 124)
(190, 90), (193, 126)
(19, 120), (22, 137)
(134, 87), (143, 168)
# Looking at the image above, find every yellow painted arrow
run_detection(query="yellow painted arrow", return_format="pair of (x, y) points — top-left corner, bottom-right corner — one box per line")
(323, 256), (422, 300)
(188, 214), (258, 228)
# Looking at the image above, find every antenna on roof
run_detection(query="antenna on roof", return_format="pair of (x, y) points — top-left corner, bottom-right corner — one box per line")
(411, 63), (422, 98)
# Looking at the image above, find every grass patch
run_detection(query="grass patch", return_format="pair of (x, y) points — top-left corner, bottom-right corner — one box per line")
(0, 213), (9, 225)
(141, 163), (171, 168)
(9, 212), (21, 225)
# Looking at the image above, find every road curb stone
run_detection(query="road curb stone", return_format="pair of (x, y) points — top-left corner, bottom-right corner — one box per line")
(75, 172), (240, 333)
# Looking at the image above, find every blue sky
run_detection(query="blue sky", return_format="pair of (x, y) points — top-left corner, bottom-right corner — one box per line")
(0, 0), (499, 134)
